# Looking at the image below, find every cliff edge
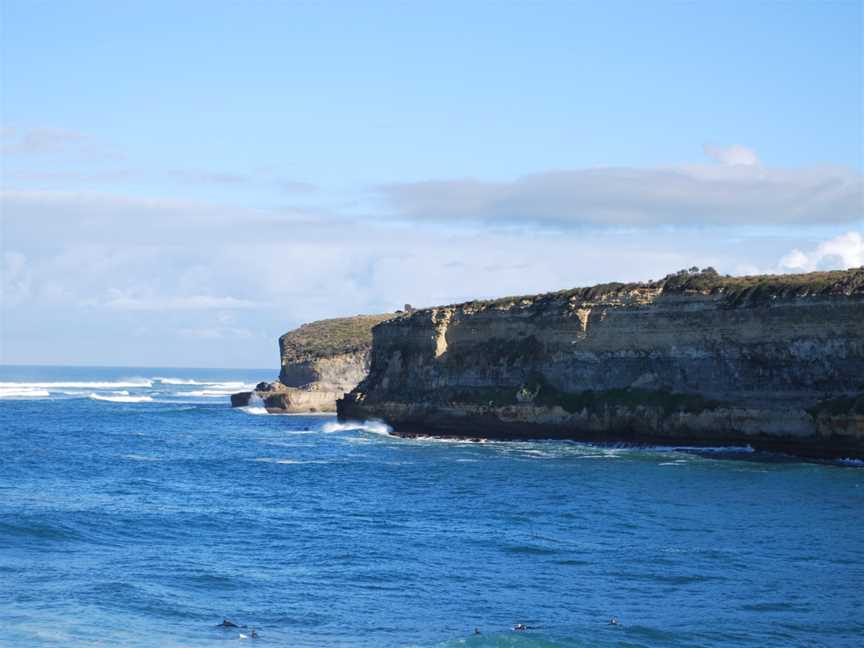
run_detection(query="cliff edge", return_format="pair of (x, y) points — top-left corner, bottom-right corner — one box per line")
(338, 268), (864, 458)
(232, 313), (393, 413)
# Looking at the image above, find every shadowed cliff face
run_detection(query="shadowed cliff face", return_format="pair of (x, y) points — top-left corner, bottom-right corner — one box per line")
(232, 313), (393, 412)
(339, 268), (864, 458)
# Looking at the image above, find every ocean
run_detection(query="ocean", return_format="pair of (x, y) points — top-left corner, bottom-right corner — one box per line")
(1, 365), (862, 647)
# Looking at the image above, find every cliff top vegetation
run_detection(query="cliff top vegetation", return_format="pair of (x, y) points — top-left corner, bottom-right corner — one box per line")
(441, 266), (864, 311)
(280, 314), (395, 359)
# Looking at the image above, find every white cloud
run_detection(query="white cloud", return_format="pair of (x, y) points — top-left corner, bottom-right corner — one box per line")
(778, 231), (864, 272)
(379, 163), (861, 227)
(703, 144), (759, 166)
(2, 182), (861, 366)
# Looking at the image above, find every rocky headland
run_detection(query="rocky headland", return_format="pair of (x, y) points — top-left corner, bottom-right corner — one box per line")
(338, 268), (864, 458)
(232, 313), (393, 413)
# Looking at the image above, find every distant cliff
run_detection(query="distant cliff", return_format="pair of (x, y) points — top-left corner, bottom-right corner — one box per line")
(232, 313), (393, 413)
(338, 268), (864, 458)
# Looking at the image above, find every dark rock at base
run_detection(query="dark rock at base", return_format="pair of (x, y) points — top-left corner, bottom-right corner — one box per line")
(231, 391), (253, 407)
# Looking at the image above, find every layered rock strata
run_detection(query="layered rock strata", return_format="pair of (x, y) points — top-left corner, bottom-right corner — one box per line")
(338, 268), (864, 458)
(232, 313), (393, 413)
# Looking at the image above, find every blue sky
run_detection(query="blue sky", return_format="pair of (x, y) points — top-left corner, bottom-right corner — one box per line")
(1, 1), (862, 368)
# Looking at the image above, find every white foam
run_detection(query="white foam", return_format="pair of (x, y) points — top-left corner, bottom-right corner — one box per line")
(321, 420), (393, 436)
(253, 457), (331, 464)
(89, 393), (154, 403)
(235, 392), (269, 415)
(154, 377), (253, 389)
(0, 387), (51, 398)
(666, 445), (755, 454)
(184, 390), (233, 397)
(836, 458), (864, 467)
(238, 406), (269, 415)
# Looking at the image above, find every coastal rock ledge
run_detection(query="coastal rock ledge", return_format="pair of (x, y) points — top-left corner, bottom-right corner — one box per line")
(232, 314), (393, 413)
(338, 268), (864, 459)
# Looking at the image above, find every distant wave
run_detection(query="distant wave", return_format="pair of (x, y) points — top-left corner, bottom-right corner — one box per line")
(0, 379), (152, 389)
(183, 390), (234, 398)
(0, 387), (51, 399)
(321, 420), (393, 436)
(154, 377), (253, 389)
(89, 393), (154, 403)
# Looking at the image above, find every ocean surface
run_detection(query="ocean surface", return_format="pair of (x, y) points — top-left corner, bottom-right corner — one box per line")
(1, 365), (862, 647)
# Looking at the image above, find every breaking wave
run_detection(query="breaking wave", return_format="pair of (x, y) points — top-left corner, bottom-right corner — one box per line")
(184, 390), (235, 398)
(237, 406), (269, 415)
(0, 387), (51, 399)
(836, 458), (864, 467)
(89, 394), (154, 403)
(154, 377), (252, 389)
(321, 420), (393, 436)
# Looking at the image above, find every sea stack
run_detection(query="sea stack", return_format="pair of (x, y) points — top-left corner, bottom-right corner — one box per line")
(232, 313), (393, 413)
(338, 268), (864, 459)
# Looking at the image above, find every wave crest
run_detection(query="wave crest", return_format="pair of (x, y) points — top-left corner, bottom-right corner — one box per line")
(0, 387), (51, 399)
(89, 394), (154, 403)
(321, 420), (393, 436)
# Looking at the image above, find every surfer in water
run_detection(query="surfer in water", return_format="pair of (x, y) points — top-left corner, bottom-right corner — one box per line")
(609, 617), (620, 626)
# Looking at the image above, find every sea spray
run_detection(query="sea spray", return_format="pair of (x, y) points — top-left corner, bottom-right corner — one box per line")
(238, 392), (269, 415)
(321, 420), (393, 436)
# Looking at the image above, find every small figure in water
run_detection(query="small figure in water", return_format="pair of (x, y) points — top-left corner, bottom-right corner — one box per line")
(513, 623), (527, 632)
(474, 627), (481, 635)
(609, 617), (620, 626)
(218, 619), (239, 628)
(251, 628), (259, 639)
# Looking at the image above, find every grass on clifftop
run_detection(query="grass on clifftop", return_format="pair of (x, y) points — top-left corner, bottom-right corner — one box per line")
(280, 313), (395, 359)
(448, 266), (864, 310)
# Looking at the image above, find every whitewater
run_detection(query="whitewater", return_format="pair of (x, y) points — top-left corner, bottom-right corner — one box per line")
(1, 365), (863, 647)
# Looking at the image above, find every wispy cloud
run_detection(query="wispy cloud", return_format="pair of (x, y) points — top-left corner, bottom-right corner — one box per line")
(178, 326), (254, 340)
(379, 159), (862, 227)
(0, 127), (122, 159)
(99, 295), (264, 312)
(703, 144), (759, 166)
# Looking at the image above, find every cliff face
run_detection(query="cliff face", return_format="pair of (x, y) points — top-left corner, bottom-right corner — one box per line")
(338, 268), (864, 458)
(232, 313), (393, 413)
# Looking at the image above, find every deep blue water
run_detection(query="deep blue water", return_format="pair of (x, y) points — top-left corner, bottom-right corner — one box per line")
(1, 365), (863, 647)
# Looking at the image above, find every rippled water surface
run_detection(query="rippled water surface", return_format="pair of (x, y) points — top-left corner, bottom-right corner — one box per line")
(2, 365), (863, 647)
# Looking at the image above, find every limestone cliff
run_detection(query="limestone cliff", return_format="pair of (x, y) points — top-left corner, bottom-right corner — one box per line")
(338, 268), (864, 458)
(232, 313), (393, 413)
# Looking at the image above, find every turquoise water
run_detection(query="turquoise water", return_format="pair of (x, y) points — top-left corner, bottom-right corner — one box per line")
(1, 365), (863, 647)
